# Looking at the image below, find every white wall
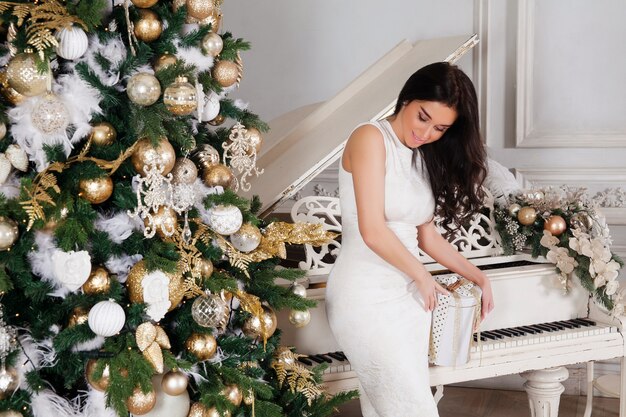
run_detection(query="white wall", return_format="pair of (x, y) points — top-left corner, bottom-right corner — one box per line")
(221, 0), (475, 121)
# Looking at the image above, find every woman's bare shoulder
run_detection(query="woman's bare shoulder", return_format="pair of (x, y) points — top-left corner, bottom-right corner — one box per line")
(345, 123), (385, 153)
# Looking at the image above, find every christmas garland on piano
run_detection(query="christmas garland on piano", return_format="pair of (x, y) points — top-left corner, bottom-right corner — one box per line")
(493, 187), (624, 313)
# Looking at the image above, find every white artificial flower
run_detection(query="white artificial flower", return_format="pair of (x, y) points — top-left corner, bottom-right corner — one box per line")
(569, 229), (591, 255)
(590, 259), (621, 287)
(51, 250), (92, 291)
(546, 247), (577, 274)
(612, 303), (624, 317)
(605, 280), (620, 296)
(590, 238), (612, 263)
(142, 271), (171, 322)
(540, 230), (559, 248)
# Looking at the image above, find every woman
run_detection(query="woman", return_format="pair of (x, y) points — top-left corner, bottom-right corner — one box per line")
(325, 62), (495, 417)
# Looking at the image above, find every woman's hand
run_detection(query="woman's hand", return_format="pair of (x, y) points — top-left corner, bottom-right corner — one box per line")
(479, 279), (494, 320)
(414, 273), (450, 312)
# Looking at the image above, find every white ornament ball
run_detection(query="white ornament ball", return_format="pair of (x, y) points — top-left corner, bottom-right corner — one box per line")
(0, 122), (6, 140)
(291, 283), (307, 298)
(288, 309), (311, 328)
(132, 375), (190, 417)
(88, 299), (126, 337)
(5, 144), (28, 171)
(206, 204), (243, 235)
(31, 93), (70, 134)
(55, 26), (89, 60)
(230, 223), (261, 253)
(202, 91), (220, 122)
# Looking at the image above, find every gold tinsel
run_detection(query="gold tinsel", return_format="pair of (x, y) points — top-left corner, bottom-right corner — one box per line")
(0, 0), (87, 59)
(21, 139), (137, 230)
(271, 346), (325, 405)
(135, 322), (171, 374)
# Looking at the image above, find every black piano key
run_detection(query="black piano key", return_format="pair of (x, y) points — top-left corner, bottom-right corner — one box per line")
(298, 357), (313, 366)
(505, 328), (525, 337)
(534, 324), (555, 332)
(327, 352), (345, 361)
(317, 354), (333, 363)
(480, 332), (499, 340)
(571, 318), (594, 327)
(554, 320), (576, 329)
(564, 319), (583, 328)
(334, 351), (348, 361)
(542, 323), (562, 331)
(527, 325), (547, 333)
(308, 355), (326, 364)
(493, 329), (515, 338)
(473, 333), (487, 342)
(518, 326), (539, 334)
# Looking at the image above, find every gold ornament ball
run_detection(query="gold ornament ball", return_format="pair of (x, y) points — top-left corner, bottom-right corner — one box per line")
(82, 266), (111, 295)
(205, 407), (231, 417)
(127, 72), (161, 106)
(192, 144), (220, 170)
(6, 53), (49, 97)
(188, 403), (207, 417)
(145, 205), (178, 239)
(171, 157), (198, 185)
(230, 223), (262, 253)
(161, 370), (188, 396)
(0, 69), (25, 105)
(246, 127), (263, 154)
(68, 306), (89, 327)
(131, 0), (159, 7)
(90, 122), (117, 146)
(202, 163), (234, 189)
(154, 54), (178, 72)
(222, 385), (242, 407)
(288, 309), (311, 328)
(207, 114), (225, 126)
(132, 137), (177, 176)
(133, 9), (163, 43)
(126, 260), (185, 311)
(186, 0), (214, 20)
(212, 61), (239, 88)
(517, 206), (537, 226)
(85, 359), (110, 392)
(126, 386), (157, 415)
(570, 212), (594, 232)
(197, 258), (214, 278)
(202, 32), (223, 57)
(0, 217), (19, 251)
(544, 215), (567, 236)
(185, 332), (217, 360)
(79, 176), (114, 204)
(242, 305), (277, 339)
(508, 203), (521, 217)
(0, 367), (19, 399)
(164, 76), (197, 116)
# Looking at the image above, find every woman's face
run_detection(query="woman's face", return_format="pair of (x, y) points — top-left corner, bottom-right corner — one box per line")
(397, 100), (457, 148)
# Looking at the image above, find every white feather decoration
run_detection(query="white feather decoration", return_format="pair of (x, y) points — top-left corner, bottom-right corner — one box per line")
(485, 158), (521, 205)
(232, 99), (249, 111)
(105, 254), (143, 283)
(0, 172), (21, 199)
(71, 336), (105, 352)
(54, 72), (102, 143)
(78, 34), (127, 88)
(28, 232), (73, 298)
(31, 389), (80, 417)
(16, 333), (48, 390)
(174, 39), (214, 73)
(82, 389), (118, 417)
(94, 212), (142, 244)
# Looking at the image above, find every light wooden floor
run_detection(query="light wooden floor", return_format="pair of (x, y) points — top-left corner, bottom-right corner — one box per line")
(336, 387), (619, 417)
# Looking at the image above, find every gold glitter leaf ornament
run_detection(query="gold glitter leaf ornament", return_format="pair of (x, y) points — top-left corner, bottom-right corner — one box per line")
(271, 346), (324, 405)
(135, 322), (171, 373)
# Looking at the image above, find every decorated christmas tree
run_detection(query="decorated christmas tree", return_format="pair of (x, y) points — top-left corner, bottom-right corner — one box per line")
(0, 1), (356, 416)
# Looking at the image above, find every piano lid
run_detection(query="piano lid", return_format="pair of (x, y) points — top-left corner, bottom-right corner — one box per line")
(243, 34), (479, 217)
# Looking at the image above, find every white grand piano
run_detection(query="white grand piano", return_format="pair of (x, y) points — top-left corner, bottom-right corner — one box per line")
(243, 35), (626, 417)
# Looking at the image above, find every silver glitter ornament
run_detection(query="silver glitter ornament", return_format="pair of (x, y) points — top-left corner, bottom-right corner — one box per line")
(191, 293), (229, 329)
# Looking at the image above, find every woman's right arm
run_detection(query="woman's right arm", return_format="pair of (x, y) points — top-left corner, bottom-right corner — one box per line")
(345, 125), (448, 311)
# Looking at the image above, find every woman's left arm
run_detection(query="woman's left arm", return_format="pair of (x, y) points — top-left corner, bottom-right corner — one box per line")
(417, 220), (495, 318)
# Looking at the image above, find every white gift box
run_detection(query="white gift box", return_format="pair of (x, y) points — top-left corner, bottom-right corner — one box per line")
(429, 274), (482, 367)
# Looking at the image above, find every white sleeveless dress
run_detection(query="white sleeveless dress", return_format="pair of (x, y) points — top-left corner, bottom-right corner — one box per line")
(325, 120), (439, 417)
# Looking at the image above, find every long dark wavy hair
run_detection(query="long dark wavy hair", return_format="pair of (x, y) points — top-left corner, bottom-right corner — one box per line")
(394, 62), (487, 236)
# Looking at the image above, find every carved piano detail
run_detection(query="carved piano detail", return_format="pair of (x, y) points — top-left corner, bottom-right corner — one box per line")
(249, 34), (626, 417)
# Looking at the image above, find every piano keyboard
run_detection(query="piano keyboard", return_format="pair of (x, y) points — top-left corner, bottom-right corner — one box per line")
(301, 318), (619, 375)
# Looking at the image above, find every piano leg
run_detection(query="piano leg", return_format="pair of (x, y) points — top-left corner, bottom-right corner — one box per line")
(433, 385), (444, 404)
(583, 361), (593, 417)
(619, 356), (626, 417)
(521, 367), (569, 417)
